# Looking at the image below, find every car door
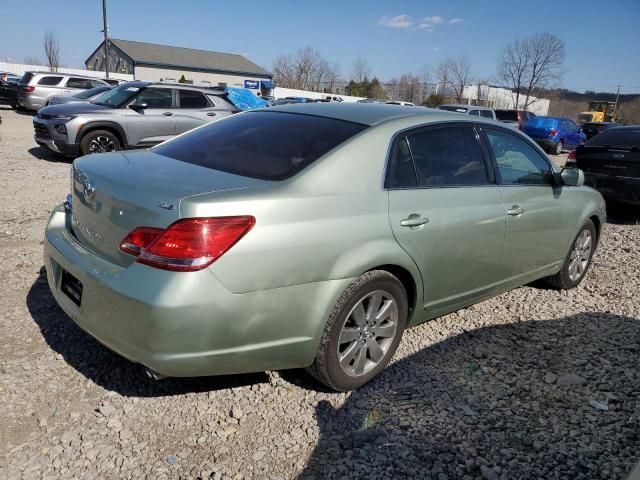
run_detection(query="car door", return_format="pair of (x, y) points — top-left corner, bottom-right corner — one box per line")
(0, 80), (9, 102)
(482, 127), (575, 281)
(174, 89), (222, 135)
(124, 87), (176, 147)
(387, 123), (506, 314)
(564, 119), (584, 147)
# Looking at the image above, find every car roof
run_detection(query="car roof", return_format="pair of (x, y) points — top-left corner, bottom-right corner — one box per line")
(266, 102), (488, 126)
(24, 71), (104, 80)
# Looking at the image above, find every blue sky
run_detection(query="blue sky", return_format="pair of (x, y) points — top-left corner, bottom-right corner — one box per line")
(1, 0), (639, 93)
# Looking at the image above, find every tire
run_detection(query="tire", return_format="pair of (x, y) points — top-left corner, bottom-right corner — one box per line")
(307, 270), (408, 391)
(554, 140), (564, 155)
(545, 219), (596, 289)
(79, 129), (122, 156)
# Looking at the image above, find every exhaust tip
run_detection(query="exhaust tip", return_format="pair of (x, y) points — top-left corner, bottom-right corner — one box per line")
(144, 367), (168, 381)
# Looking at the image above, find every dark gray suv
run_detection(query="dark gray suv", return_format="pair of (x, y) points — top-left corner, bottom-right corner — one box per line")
(33, 81), (238, 157)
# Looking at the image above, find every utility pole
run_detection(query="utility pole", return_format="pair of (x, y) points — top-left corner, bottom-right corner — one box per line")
(102, 0), (110, 78)
(613, 84), (620, 122)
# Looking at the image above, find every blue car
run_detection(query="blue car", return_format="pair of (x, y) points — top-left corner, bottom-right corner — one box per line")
(523, 116), (586, 155)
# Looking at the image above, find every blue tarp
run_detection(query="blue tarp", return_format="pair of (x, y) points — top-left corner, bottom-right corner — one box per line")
(224, 87), (269, 111)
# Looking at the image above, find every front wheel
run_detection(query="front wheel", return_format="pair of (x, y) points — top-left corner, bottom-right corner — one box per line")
(545, 219), (596, 289)
(80, 129), (122, 156)
(307, 270), (408, 391)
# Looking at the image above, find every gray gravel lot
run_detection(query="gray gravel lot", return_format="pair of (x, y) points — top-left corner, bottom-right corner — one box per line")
(0, 107), (638, 480)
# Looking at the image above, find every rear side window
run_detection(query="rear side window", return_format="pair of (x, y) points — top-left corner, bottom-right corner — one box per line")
(66, 78), (93, 89)
(586, 128), (640, 147)
(479, 110), (494, 118)
(153, 111), (367, 180)
(20, 72), (35, 84)
(495, 110), (518, 121)
(468, 110), (480, 116)
(486, 129), (551, 185)
(37, 76), (63, 86)
(179, 90), (209, 108)
(408, 126), (489, 186)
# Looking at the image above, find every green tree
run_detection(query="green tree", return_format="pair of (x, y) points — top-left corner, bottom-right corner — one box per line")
(178, 74), (187, 83)
(424, 93), (445, 108)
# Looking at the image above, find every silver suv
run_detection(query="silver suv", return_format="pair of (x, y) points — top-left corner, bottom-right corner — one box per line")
(33, 81), (238, 157)
(17, 72), (109, 111)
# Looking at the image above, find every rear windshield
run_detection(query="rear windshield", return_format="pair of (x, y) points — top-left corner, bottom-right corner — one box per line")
(495, 110), (518, 121)
(153, 111), (368, 180)
(585, 128), (640, 147)
(526, 117), (557, 128)
(20, 72), (35, 84)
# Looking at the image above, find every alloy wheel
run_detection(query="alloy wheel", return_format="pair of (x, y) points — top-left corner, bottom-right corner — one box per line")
(89, 136), (117, 153)
(337, 290), (398, 377)
(568, 229), (592, 281)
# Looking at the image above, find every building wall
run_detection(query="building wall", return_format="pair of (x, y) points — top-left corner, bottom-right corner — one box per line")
(86, 47), (134, 75)
(133, 65), (270, 88)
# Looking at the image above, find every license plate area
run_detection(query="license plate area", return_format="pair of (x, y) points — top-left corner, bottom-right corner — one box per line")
(60, 270), (83, 306)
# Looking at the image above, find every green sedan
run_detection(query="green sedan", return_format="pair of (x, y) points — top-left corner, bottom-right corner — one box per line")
(43, 103), (606, 391)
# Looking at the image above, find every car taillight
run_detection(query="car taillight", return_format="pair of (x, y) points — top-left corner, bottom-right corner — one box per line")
(119, 216), (255, 272)
(22, 86), (35, 93)
(548, 129), (558, 137)
(567, 150), (576, 161)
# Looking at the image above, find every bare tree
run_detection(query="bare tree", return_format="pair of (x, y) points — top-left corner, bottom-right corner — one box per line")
(23, 56), (42, 66)
(43, 31), (61, 72)
(418, 65), (433, 103)
(496, 33), (565, 109)
(438, 56), (471, 103)
(272, 47), (339, 92)
(352, 55), (372, 83)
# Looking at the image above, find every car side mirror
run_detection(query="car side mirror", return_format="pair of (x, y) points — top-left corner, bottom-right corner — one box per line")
(129, 103), (148, 111)
(560, 167), (584, 187)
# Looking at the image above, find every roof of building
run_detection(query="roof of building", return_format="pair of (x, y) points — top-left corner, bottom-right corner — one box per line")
(93, 39), (271, 77)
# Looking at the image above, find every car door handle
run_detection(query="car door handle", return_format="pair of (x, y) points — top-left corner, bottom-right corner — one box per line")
(163, 112), (174, 116)
(507, 206), (524, 216)
(400, 216), (429, 227)
(206, 112), (217, 116)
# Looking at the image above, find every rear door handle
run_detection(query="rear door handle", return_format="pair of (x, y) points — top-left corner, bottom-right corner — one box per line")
(400, 216), (429, 227)
(163, 112), (174, 116)
(507, 206), (524, 216)
(206, 112), (217, 116)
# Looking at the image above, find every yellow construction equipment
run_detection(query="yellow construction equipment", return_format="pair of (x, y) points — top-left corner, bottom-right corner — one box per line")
(577, 101), (617, 124)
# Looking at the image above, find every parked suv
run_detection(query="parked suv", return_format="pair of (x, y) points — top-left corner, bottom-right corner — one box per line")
(17, 72), (109, 111)
(438, 104), (496, 120)
(33, 81), (238, 156)
(0, 78), (18, 108)
(495, 109), (536, 130)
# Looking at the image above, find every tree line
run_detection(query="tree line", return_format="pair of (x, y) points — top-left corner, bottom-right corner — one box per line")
(272, 32), (567, 109)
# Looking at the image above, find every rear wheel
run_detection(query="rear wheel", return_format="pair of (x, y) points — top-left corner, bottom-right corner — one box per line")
(307, 270), (408, 391)
(545, 219), (596, 289)
(80, 129), (122, 156)
(554, 140), (564, 155)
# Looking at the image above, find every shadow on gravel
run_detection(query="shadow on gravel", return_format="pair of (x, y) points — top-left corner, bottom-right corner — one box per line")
(299, 314), (640, 480)
(27, 146), (71, 163)
(27, 269), (268, 396)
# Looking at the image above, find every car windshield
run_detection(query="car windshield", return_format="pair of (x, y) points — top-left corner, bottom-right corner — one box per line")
(93, 84), (141, 108)
(153, 111), (368, 180)
(73, 86), (110, 99)
(495, 110), (518, 121)
(526, 117), (557, 129)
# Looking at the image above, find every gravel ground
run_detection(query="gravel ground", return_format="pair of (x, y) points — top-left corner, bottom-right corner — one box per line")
(0, 107), (638, 480)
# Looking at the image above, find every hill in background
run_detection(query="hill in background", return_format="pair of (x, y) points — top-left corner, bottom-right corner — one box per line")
(546, 89), (640, 124)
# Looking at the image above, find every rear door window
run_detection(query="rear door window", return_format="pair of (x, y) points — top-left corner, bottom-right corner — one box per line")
(586, 128), (640, 147)
(479, 110), (494, 118)
(20, 72), (35, 84)
(468, 110), (480, 116)
(407, 126), (490, 186)
(153, 111), (367, 180)
(179, 90), (210, 108)
(37, 76), (63, 86)
(66, 78), (93, 89)
(485, 129), (552, 185)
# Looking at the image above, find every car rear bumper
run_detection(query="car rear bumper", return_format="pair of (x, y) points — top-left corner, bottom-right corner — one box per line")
(584, 173), (640, 206)
(44, 207), (349, 377)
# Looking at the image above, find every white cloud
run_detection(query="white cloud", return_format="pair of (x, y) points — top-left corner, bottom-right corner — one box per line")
(448, 18), (464, 24)
(417, 15), (444, 31)
(378, 14), (413, 29)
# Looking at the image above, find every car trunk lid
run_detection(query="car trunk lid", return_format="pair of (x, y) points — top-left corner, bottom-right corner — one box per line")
(70, 150), (270, 266)
(576, 145), (640, 178)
